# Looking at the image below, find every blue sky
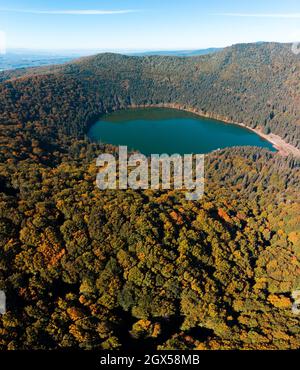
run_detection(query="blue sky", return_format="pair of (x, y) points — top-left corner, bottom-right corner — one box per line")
(1, 0), (300, 50)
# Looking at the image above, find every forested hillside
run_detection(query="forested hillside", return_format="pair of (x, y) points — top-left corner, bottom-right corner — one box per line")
(0, 42), (299, 350)
(0, 143), (299, 350)
(0, 42), (299, 148)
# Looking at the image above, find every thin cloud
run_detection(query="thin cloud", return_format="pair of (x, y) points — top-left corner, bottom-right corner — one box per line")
(0, 8), (140, 15)
(214, 13), (300, 19)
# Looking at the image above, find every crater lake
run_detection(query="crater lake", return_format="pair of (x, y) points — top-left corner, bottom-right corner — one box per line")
(87, 108), (276, 155)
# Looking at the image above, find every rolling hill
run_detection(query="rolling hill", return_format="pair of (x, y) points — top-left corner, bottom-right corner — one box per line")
(0, 42), (299, 150)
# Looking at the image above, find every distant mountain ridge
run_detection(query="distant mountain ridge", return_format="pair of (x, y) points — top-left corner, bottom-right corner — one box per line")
(128, 48), (222, 57)
(0, 47), (222, 72)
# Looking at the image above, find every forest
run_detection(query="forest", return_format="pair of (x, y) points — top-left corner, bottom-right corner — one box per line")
(1, 42), (299, 148)
(0, 42), (299, 350)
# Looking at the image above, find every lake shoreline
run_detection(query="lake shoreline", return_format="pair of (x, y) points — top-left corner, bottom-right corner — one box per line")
(128, 103), (300, 158)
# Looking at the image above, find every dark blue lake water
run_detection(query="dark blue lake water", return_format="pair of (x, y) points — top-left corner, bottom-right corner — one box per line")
(88, 108), (276, 155)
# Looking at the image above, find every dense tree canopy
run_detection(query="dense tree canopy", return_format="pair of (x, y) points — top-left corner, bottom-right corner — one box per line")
(1, 42), (299, 148)
(0, 143), (299, 350)
(0, 42), (299, 350)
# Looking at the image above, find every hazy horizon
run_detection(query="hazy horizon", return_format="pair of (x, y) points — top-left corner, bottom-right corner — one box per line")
(2, 40), (294, 54)
(1, 0), (300, 50)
